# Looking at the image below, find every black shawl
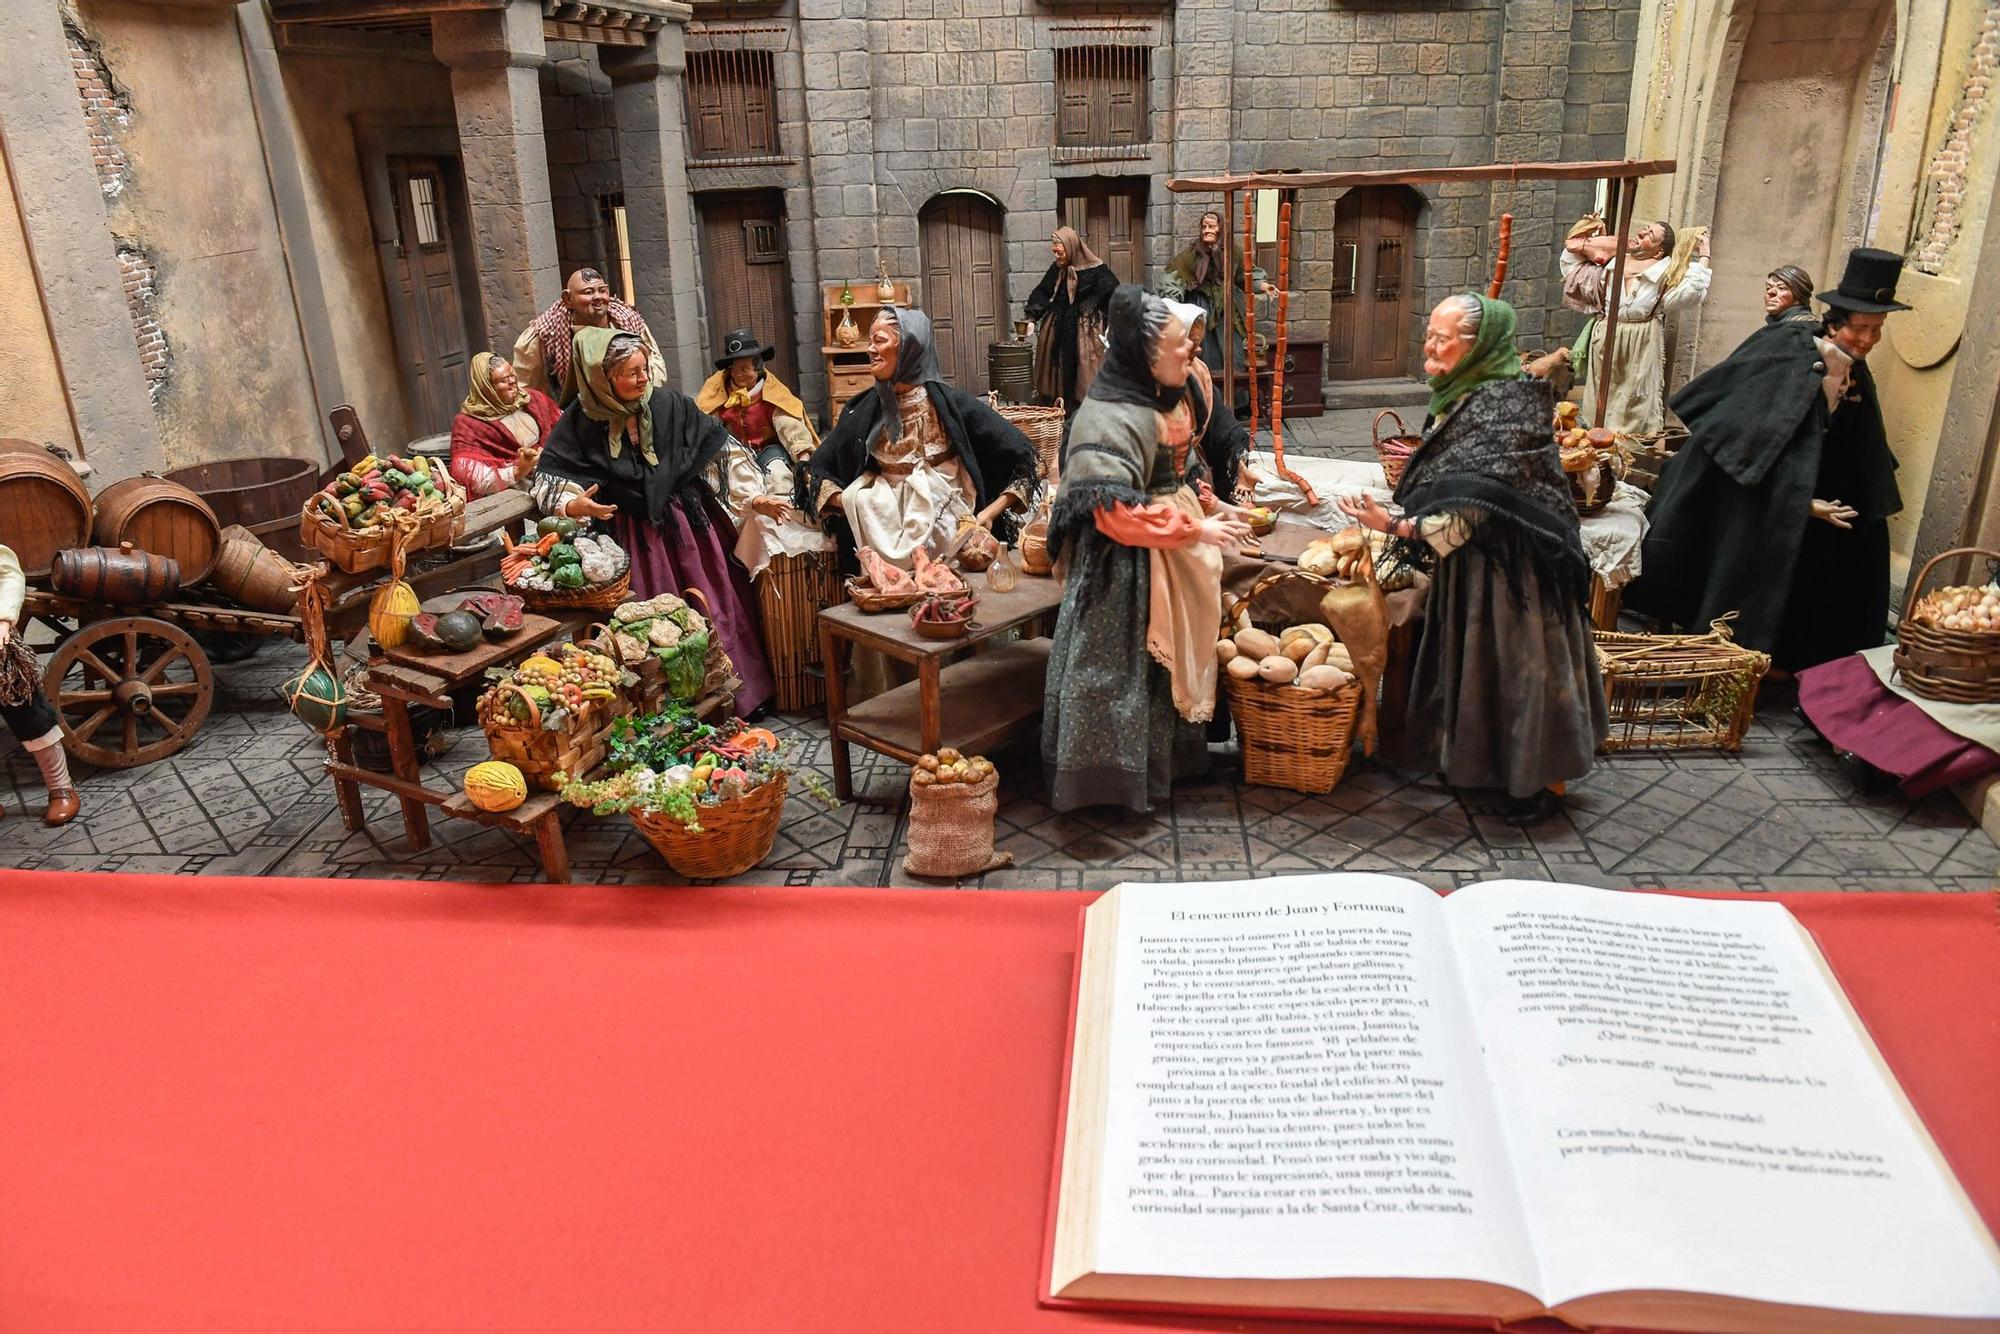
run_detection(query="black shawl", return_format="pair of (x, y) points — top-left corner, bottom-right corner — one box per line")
(539, 386), (730, 533)
(1184, 369), (1250, 501)
(802, 306), (1038, 572)
(1388, 377), (1589, 609)
(1025, 261), (1116, 403)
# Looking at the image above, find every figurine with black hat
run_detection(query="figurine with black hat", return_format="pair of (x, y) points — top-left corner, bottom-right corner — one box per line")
(694, 327), (829, 580)
(1627, 246), (1907, 672)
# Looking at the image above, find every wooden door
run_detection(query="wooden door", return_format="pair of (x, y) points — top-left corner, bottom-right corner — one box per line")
(919, 194), (1007, 392)
(1057, 176), (1149, 286)
(1327, 186), (1419, 381)
(386, 155), (473, 435)
(695, 190), (797, 389)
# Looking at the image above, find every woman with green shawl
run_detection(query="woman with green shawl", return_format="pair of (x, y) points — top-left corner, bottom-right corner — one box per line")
(533, 327), (774, 716)
(1338, 295), (1607, 824)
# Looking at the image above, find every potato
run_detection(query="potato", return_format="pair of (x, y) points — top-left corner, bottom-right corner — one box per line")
(1215, 638), (1239, 663)
(1225, 655), (1262, 681)
(1297, 665), (1355, 692)
(1282, 623), (1333, 647)
(1282, 636), (1315, 663)
(1257, 654), (1298, 685)
(1234, 627), (1280, 661)
(1301, 642), (1330, 670)
(1323, 643), (1354, 673)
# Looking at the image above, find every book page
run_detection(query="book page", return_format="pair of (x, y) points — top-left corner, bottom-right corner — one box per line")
(1443, 881), (2000, 1320)
(1088, 874), (1542, 1295)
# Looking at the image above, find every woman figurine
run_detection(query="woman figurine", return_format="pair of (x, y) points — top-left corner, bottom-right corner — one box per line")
(532, 327), (775, 717)
(1024, 226), (1116, 412)
(1337, 295), (1607, 825)
(0, 544), (79, 825)
(1164, 302), (1256, 505)
(1160, 210), (1275, 373)
(805, 306), (1038, 575)
(1043, 285), (1250, 814)
(695, 328), (828, 580)
(449, 352), (561, 498)
(1763, 265), (1816, 325)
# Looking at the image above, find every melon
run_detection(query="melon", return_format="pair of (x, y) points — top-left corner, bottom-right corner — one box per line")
(284, 663), (347, 732)
(369, 578), (421, 649)
(434, 610), (484, 653)
(464, 760), (528, 813)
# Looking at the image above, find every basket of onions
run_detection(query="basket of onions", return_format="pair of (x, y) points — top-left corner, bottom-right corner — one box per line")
(1893, 548), (2000, 703)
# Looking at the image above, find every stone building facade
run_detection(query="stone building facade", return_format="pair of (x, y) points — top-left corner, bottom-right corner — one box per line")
(0, 0), (1636, 484)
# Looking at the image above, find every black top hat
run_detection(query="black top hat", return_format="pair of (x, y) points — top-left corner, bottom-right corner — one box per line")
(714, 328), (776, 370)
(1815, 248), (1913, 314)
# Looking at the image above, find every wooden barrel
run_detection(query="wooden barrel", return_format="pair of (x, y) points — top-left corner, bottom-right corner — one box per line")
(163, 456), (319, 530)
(50, 542), (180, 605)
(209, 526), (302, 614)
(91, 475), (222, 588)
(0, 438), (94, 579)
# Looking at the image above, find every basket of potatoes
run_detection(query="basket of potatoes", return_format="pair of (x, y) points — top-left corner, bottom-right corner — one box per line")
(1217, 575), (1364, 794)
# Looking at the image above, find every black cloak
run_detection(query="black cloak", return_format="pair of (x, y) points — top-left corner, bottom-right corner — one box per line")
(1025, 261), (1116, 406)
(802, 305), (1038, 574)
(1624, 320), (1901, 669)
(538, 385), (731, 533)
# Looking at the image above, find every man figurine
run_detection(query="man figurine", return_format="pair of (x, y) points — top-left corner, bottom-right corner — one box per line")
(1561, 219), (1711, 436)
(511, 268), (666, 404)
(1159, 210), (1275, 373)
(1626, 248), (1907, 673)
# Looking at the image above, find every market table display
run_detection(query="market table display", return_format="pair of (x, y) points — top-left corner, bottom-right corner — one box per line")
(818, 568), (1063, 801)
(0, 872), (1992, 1334)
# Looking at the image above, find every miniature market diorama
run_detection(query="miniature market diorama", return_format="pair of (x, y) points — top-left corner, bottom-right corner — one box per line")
(0, 153), (1974, 872)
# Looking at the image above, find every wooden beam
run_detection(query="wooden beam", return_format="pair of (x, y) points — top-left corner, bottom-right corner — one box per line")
(270, 0), (500, 24)
(1169, 159), (1678, 193)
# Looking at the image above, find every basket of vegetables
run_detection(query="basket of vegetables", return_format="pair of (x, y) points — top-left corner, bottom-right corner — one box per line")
(591, 593), (722, 709)
(561, 708), (830, 879)
(501, 516), (631, 612)
(1893, 548), (2000, 704)
(301, 452), (465, 574)
(476, 642), (636, 789)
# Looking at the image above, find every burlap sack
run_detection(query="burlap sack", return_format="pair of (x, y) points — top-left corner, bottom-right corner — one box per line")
(903, 767), (1013, 879)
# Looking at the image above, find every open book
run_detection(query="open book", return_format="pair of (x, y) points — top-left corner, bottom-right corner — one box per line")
(1046, 876), (2000, 1332)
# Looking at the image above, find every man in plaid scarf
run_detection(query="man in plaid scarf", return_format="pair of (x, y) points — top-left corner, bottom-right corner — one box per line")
(511, 268), (666, 403)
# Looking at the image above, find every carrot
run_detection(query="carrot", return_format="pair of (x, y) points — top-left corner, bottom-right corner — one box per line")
(536, 532), (560, 555)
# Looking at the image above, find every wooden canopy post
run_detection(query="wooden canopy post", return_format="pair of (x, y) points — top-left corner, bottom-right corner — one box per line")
(1242, 191), (1258, 438)
(1595, 175), (1639, 429)
(1220, 189), (1236, 418)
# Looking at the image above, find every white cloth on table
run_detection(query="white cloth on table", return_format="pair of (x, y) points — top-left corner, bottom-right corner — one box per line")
(1864, 645), (2000, 751)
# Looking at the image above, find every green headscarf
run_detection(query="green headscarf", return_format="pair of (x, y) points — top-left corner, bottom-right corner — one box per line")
(1427, 294), (1525, 420)
(571, 325), (656, 466)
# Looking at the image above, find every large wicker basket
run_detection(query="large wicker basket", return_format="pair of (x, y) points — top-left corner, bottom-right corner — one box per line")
(478, 682), (629, 789)
(1223, 570), (1363, 794)
(1372, 409), (1421, 490)
(299, 478), (465, 575)
(989, 395), (1066, 482)
(629, 772), (788, 878)
(1893, 546), (2000, 703)
(1595, 616), (1770, 752)
(519, 560), (632, 615)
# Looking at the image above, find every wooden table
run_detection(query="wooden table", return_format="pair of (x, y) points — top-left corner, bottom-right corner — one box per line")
(818, 570), (1064, 800)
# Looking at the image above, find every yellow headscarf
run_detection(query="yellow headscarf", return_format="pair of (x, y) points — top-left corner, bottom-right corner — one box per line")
(571, 326), (655, 466)
(460, 352), (527, 421)
(1663, 225), (1710, 295)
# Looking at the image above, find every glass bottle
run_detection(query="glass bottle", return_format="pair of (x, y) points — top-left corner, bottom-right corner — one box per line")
(838, 281), (855, 307)
(986, 542), (1019, 593)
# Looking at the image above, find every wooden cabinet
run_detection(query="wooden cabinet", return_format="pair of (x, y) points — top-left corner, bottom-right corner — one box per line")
(822, 281), (910, 422)
(1231, 339), (1324, 418)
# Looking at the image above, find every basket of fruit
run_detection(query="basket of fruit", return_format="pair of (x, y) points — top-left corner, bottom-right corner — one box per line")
(501, 517), (631, 612)
(476, 643), (636, 789)
(561, 709), (828, 879)
(905, 748), (1010, 878)
(301, 452), (465, 574)
(1554, 402), (1620, 516)
(1241, 505), (1278, 537)
(1893, 548), (2000, 703)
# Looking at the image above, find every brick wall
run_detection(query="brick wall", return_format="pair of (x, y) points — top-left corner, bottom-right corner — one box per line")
(540, 42), (624, 288)
(1912, 0), (2000, 274)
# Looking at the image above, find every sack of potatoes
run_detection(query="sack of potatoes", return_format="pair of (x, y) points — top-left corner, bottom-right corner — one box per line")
(1215, 623), (1355, 693)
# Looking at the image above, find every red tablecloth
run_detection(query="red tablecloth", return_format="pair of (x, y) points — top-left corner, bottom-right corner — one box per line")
(0, 873), (1994, 1333)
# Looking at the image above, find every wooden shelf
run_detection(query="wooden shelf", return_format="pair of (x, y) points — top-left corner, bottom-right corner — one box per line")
(836, 639), (1052, 763)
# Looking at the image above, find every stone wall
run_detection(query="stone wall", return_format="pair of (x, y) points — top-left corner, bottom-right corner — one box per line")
(0, 150), (79, 453)
(541, 42), (624, 286)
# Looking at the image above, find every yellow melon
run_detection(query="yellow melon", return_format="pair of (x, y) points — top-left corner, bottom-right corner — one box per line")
(369, 579), (421, 649)
(464, 760), (528, 813)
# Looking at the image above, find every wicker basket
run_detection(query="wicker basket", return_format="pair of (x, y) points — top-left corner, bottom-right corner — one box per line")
(299, 479), (465, 575)
(989, 395), (1066, 482)
(628, 772), (788, 878)
(757, 549), (842, 712)
(1565, 450), (1619, 516)
(478, 681), (629, 790)
(846, 576), (926, 614)
(1372, 409), (1421, 490)
(1892, 546), (2000, 703)
(519, 561), (632, 615)
(1019, 520), (1054, 576)
(1223, 569), (1362, 794)
(1595, 617), (1771, 752)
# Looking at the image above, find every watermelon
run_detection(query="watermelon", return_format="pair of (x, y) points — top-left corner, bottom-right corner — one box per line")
(482, 604), (525, 639)
(434, 610), (484, 653)
(457, 591), (526, 622)
(409, 613), (446, 649)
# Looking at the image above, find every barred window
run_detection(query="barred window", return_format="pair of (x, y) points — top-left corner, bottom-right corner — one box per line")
(1054, 45), (1149, 161)
(685, 48), (780, 163)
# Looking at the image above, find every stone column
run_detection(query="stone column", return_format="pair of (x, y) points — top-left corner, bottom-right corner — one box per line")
(602, 28), (707, 390)
(0, 0), (164, 476)
(433, 1), (561, 360)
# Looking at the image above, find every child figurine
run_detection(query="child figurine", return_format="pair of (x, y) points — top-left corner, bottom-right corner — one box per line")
(0, 544), (80, 825)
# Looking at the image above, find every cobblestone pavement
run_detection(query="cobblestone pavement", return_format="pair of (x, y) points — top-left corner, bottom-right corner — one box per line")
(4, 410), (1991, 892)
(1, 636), (1991, 892)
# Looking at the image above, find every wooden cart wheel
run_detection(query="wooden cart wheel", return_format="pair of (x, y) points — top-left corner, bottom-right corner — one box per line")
(42, 616), (214, 769)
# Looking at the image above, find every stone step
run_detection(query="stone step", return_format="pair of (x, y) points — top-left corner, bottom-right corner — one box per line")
(1321, 377), (1431, 411)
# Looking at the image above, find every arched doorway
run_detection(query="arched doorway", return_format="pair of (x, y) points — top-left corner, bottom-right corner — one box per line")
(919, 191), (1007, 391)
(1326, 186), (1420, 381)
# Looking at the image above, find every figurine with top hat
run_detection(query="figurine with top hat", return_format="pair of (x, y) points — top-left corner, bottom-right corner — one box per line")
(1627, 246), (1908, 672)
(694, 327), (828, 579)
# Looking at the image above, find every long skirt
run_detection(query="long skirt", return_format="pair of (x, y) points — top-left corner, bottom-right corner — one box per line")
(1386, 547), (1607, 799)
(1043, 530), (1208, 814)
(613, 500), (775, 718)
(1580, 317), (1667, 437)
